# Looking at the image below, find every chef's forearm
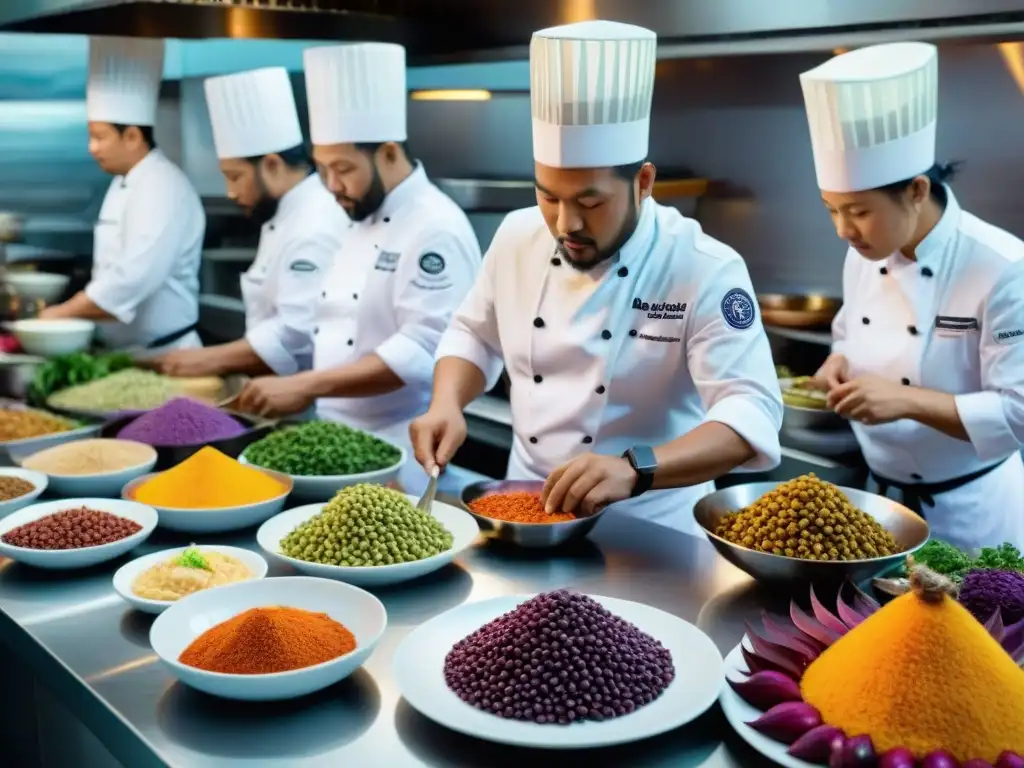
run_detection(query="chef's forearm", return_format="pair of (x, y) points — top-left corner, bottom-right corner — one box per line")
(650, 422), (757, 490)
(45, 291), (117, 321)
(904, 387), (970, 441)
(306, 353), (404, 399)
(432, 356), (487, 410)
(215, 340), (273, 376)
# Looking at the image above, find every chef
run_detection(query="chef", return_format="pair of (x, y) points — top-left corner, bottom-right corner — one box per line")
(235, 43), (481, 493)
(410, 20), (783, 533)
(154, 67), (347, 378)
(801, 42), (1024, 550)
(41, 37), (205, 355)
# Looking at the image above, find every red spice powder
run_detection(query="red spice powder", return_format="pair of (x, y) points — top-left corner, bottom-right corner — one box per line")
(469, 491), (576, 524)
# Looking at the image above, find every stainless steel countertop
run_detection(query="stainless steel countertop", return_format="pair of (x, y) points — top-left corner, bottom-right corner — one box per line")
(0, 489), (785, 768)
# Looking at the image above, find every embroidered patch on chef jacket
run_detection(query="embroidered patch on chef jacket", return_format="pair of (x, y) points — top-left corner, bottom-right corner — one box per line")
(418, 252), (446, 275)
(721, 288), (755, 330)
(934, 316), (978, 335)
(994, 328), (1024, 345)
(288, 259), (319, 273)
(375, 250), (400, 272)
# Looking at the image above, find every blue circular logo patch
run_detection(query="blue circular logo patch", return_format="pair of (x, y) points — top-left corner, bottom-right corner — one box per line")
(419, 252), (446, 275)
(721, 287), (755, 330)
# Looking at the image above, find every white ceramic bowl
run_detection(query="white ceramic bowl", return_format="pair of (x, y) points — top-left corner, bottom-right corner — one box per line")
(0, 497), (157, 569)
(239, 448), (406, 501)
(8, 318), (95, 357)
(121, 469), (292, 533)
(7, 272), (70, 304)
(23, 440), (158, 497)
(0, 467), (47, 519)
(3, 420), (103, 464)
(256, 494), (480, 587)
(150, 575), (387, 701)
(112, 545), (269, 614)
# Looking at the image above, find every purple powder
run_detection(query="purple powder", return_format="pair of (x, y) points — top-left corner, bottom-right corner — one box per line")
(116, 397), (245, 447)
(443, 589), (675, 725)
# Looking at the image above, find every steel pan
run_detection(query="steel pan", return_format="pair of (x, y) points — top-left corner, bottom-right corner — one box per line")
(758, 293), (841, 329)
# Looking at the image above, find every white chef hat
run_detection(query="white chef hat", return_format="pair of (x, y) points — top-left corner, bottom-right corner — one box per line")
(530, 20), (657, 169)
(800, 42), (938, 193)
(204, 67), (303, 160)
(304, 43), (407, 146)
(87, 36), (164, 127)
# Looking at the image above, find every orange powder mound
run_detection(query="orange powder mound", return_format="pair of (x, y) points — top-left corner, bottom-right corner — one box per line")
(800, 586), (1024, 763)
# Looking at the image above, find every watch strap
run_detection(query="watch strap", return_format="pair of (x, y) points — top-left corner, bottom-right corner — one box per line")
(623, 445), (657, 497)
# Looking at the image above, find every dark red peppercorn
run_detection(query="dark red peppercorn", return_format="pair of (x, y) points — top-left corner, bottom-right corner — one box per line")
(1, 507), (141, 550)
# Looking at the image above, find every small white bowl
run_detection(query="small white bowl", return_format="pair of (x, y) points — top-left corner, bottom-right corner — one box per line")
(0, 467), (47, 519)
(7, 272), (70, 304)
(256, 494), (480, 587)
(8, 318), (95, 357)
(0, 497), (158, 569)
(112, 545), (269, 614)
(150, 575), (387, 701)
(121, 469), (292, 533)
(239, 448), (406, 501)
(2, 421), (103, 464)
(23, 440), (158, 497)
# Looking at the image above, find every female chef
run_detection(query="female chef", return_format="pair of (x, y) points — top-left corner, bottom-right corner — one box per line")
(802, 42), (1024, 549)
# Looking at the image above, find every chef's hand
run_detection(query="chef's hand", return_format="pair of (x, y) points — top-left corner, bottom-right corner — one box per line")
(827, 375), (911, 425)
(409, 405), (467, 474)
(810, 353), (850, 391)
(152, 348), (222, 377)
(542, 453), (638, 517)
(235, 374), (314, 418)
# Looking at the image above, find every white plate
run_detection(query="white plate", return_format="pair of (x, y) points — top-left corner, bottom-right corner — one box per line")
(720, 642), (812, 768)
(393, 594), (724, 749)
(112, 545), (269, 614)
(256, 494), (479, 587)
(0, 497), (158, 569)
(8, 318), (95, 357)
(150, 575), (387, 701)
(0, 467), (47, 519)
(121, 469), (292, 533)
(239, 449), (406, 501)
(25, 440), (158, 498)
(2, 421), (103, 464)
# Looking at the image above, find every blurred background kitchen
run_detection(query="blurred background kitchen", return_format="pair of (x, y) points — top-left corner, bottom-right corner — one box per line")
(3, 0), (1024, 488)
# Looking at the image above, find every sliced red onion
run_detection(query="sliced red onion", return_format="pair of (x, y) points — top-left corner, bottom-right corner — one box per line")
(741, 644), (795, 678)
(922, 751), (960, 768)
(878, 747), (917, 768)
(849, 581), (881, 615)
(762, 610), (825, 657)
(999, 618), (1024, 659)
(996, 753), (1024, 768)
(986, 608), (1005, 640)
(788, 724), (845, 763)
(835, 735), (877, 767)
(745, 623), (811, 677)
(746, 701), (822, 744)
(791, 601), (843, 646)
(811, 585), (852, 636)
(728, 670), (803, 711)
(836, 592), (868, 629)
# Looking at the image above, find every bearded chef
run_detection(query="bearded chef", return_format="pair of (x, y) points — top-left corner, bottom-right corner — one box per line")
(154, 67), (347, 378)
(801, 43), (1024, 550)
(235, 43), (481, 493)
(410, 20), (783, 533)
(41, 37), (205, 355)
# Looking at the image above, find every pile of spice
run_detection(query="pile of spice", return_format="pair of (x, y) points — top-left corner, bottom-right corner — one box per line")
(131, 546), (253, 601)
(22, 438), (156, 475)
(243, 420), (401, 476)
(469, 491), (575, 523)
(0, 407), (76, 442)
(1, 506), (141, 549)
(0, 475), (36, 502)
(178, 605), (357, 674)
(280, 483), (453, 566)
(444, 590), (675, 724)
(715, 473), (902, 560)
(117, 397), (245, 447)
(48, 369), (180, 413)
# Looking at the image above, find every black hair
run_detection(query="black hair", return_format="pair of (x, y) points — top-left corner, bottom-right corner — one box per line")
(112, 124), (156, 151)
(354, 141), (415, 165)
(612, 160), (645, 181)
(878, 161), (960, 206)
(245, 143), (314, 172)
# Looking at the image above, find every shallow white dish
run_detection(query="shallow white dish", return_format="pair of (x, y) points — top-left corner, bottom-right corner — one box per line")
(0, 467), (47, 519)
(112, 545), (269, 614)
(26, 441), (158, 498)
(0, 497), (158, 570)
(7, 272), (70, 304)
(121, 468), (292, 533)
(8, 318), (94, 357)
(393, 593), (724, 749)
(256, 494), (479, 587)
(3, 421), (103, 464)
(150, 575), (387, 701)
(239, 448), (406, 501)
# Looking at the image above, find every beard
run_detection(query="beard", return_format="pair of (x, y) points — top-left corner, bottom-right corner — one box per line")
(560, 195), (640, 272)
(335, 161), (387, 222)
(246, 171), (279, 226)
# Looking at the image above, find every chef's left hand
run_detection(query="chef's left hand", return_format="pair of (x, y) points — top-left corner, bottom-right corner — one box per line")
(541, 453), (638, 517)
(235, 374), (315, 418)
(827, 375), (911, 425)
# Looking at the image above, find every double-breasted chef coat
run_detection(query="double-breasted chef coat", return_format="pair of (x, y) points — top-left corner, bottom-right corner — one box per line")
(313, 164), (481, 493)
(436, 197), (784, 533)
(242, 174), (348, 375)
(832, 187), (1024, 551)
(85, 149), (206, 355)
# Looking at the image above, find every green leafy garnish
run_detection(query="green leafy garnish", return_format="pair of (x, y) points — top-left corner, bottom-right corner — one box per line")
(174, 547), (210, 570)
(905, 539), (973, 581)
(28, 351), (136, 406)
(972, 542), (1024, 573)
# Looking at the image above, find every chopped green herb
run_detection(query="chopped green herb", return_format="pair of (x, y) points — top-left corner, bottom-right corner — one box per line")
(174, 547), (210, 570)
(972, 542), (1024, 573)
(906, 539), (973, 582)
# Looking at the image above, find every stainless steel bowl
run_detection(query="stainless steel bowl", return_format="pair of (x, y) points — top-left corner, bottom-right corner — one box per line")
(758, 293), (842, 329)
(693, 482), (929, 584)
(460, 479), (607, 549)
(779, 378), (850, 432)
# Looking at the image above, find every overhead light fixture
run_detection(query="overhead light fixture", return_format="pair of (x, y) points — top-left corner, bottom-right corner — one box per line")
(411, 89), (492, 101)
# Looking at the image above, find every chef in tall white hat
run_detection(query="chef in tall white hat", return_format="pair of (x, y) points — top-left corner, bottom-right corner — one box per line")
(154, 67), (348, 378)
(802, 42), (1024, 550)
(410, 20), (783, 533)
(41, 37), (205, 355)
(234, 43), (481, 494)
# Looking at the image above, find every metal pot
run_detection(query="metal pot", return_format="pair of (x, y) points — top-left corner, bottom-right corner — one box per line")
(758, 293), (841, 329)
(779, 377), (850, 432)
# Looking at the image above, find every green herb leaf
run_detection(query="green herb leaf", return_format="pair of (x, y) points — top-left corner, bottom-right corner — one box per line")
(906, 539), (974, 581)
(174, 547), (211, 570)
(972, 542), (1024, 573)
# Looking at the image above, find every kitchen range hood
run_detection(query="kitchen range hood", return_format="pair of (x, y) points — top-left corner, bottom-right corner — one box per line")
(4, 0), (1024, 63)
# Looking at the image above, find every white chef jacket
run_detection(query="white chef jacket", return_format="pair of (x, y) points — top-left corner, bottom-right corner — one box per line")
(313, 163), (481, 493)
(436, 197), (784, 533)
(832, 187), (1024, 551)
(243, 174), (347, 375)
(86, 149), (205, 354)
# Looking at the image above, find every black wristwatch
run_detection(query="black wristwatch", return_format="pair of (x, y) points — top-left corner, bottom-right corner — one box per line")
(622, 445), (657, 498)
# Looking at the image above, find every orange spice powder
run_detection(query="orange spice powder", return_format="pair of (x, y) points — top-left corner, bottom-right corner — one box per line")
(469, 491), (576, 524)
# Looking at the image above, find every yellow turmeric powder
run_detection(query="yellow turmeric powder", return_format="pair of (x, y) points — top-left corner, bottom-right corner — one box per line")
(132, 447), (288, 509)
(801, 567), (1024, 763)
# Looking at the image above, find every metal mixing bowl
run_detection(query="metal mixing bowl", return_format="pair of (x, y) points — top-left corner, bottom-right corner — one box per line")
(693, 482), (929, 584)
(779, 378), (850, 432)
(460, 479), (607, 548)
(758, 293), (842, 329)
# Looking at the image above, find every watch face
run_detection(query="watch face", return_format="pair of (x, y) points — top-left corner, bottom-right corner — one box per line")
(631, 446), (657, 473)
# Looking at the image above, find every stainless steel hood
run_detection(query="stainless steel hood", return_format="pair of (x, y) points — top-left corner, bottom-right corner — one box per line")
(4, 0), (1024, 63)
